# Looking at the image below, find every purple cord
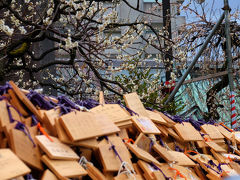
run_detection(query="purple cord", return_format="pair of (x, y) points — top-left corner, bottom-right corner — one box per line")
(150, 162), (172, 180)
(0, 82), (12, 95)
(15, 121), (36, 147)
(117, 100), (139, 116)
(203, 163), (221, 174)
(104, 136), (123, 163)
(149, 138), (154, 152)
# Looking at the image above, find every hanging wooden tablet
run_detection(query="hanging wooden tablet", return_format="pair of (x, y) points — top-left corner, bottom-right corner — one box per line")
(216, 125), (232, 140)
(221, 164), (238, 177)
(114, 173), (143, 180)
(131, 116), (161, 134)
(60, 111), (120, 141)
(134, 133), (152, 152)
(90, 104), (131, 124)
(210, 149), (226, 163)
(167, 151), (196, 166)
(229, 161), (240, 174)
(126, 143), (161, 166)
(174, 122), (203, 141)
(22, 117), (32, 128)
(99, 143), (132, 172)
(10, 128), (43, 170)
(116, 120), (133, 129)
(55, 118), (99, 149)
(156, 125), (168, 137)
(117, 128), (129, 139)
(234, 131), (240, 144)
(154, 111), (176, 127)
(9, 81), (42, 121)
(8, 89), (29, 117)
(41, 169), (58, 180)
(3, 121), (17, 149)
(152, 143), (175, 163)
(85, 162), (107, 180)
(205, 141), (227, 153)
(0, 149), (31, 179)
(14, 176), (25, 180)
(0, 101), (12, 128)
(170, 164), (200, 180)
(165, 127), (181, 141)
(78, 147), (92, 161)
(221, 153), (240, 161)
(200, 124), (224, 140)
(133, 163), (144, 177)
(195, 155), (221, 178)
(41, 155), (87, 179)
(36, 135), (79, 160)
(43, 108), (61, 136)
(137, 160), (158, 180)
(123, 92), (149, 117)
(146, 110), (167, 125)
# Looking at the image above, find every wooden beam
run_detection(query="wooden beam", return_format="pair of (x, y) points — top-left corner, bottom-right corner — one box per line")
(182, 71), (239, 84)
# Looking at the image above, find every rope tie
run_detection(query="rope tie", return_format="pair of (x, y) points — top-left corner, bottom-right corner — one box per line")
(117, 161), (136, 180)
(79, 156), (92, 169)
(168, 167), (187, 180)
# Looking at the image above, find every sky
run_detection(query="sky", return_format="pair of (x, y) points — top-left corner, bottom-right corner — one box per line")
(181, 0), (240, 22)
(143, 0), (240, 22)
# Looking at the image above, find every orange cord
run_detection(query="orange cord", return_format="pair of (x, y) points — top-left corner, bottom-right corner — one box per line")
(184, 148), (199, 158)
(227, 156), (233, 162)
(168, 167), (187, 180)
(123, 138), (135, 144)
(219, 122), (234, 132)
(37, 123), (53, 142)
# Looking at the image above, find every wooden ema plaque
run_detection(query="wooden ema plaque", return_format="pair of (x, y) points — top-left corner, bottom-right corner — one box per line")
(131, 116), (161, 134)
(234, 132), (240, 144)
(43, 108), (61, 136)
(123, 92), (149, 117)
(84, 163), (106, 180)
(60, 111), (120, 141)
(55, 118), (99, 148)
(165, 127), (181, 141)
(174, 122), (203, 141)
(205, 141), (227, 153)
(200, 124), (224, 140)
(137, 160), (159, 180)
(41, 155), (87, 179)
(134, 133), (151, 152)
(0, 100), (22, 128)
(99, 143), (132, 172)
(216, 125), (232, 140)
(126, 143), (161, 166)
(210, 149), (227, 163)
(154, 111), (176, 127)
(41, 169), (58, 180)
(90, 104), (132, 126)
(10, 128), (43, 170)
(8, 89), (29, 117)
(146, 110), (167, 125)
(9, 81), (42, 121)
(114, 174), (143, 180)
(193, 154), (221, 178)
(0, 149), (31, 179)
(36, 135), (79, 160)
(152, 143), (175, 163)
(156, 125), (168, 137)
(167, 151), (196, 166)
